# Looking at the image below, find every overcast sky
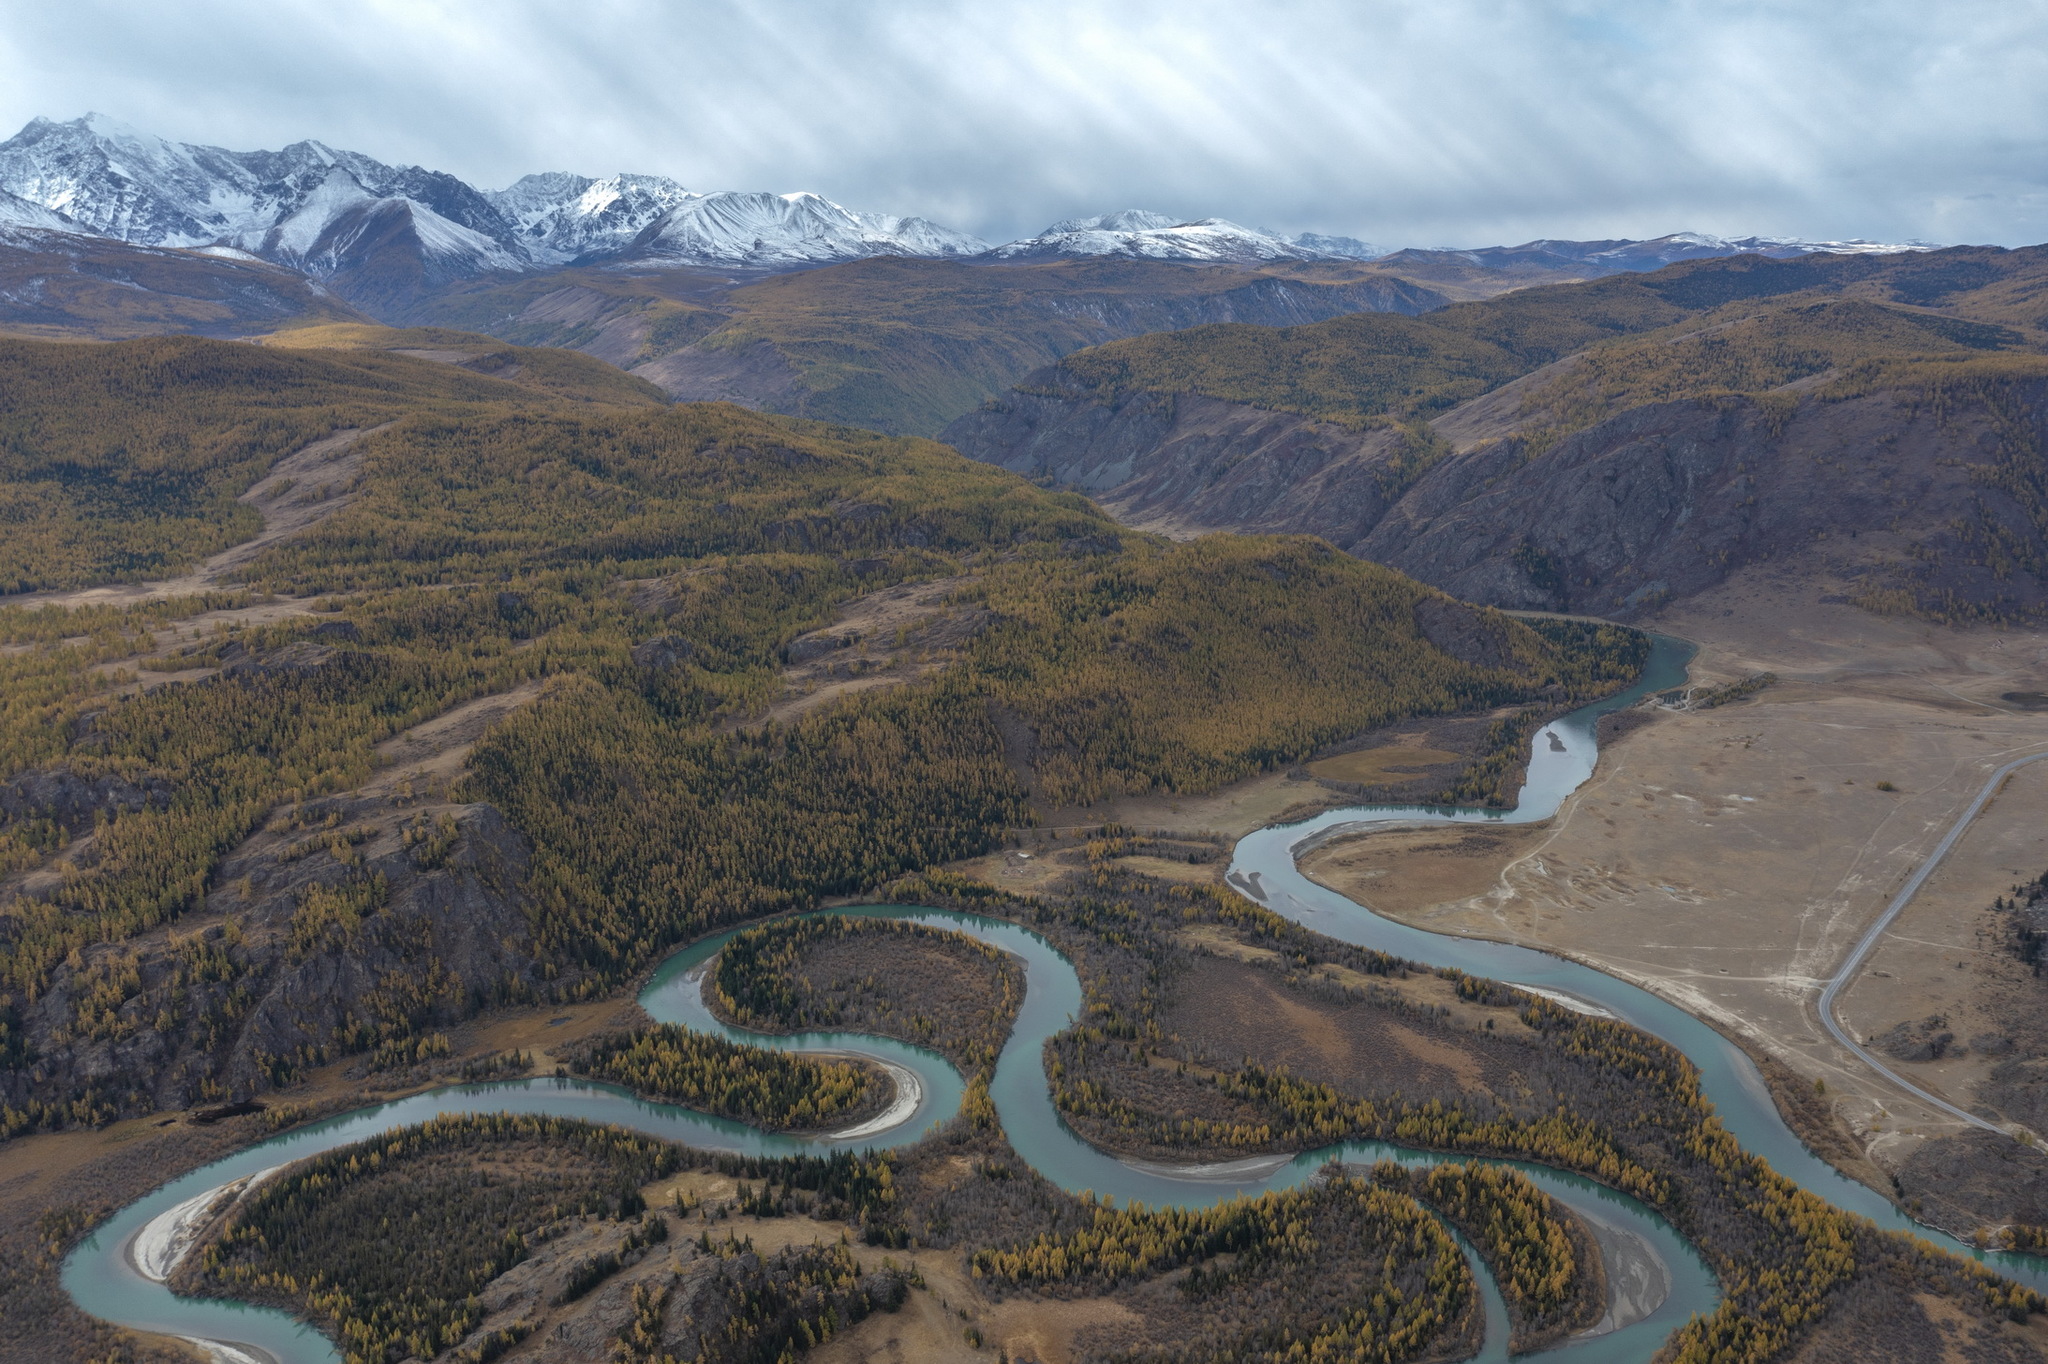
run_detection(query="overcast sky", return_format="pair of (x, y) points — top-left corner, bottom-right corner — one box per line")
(2, 0), (2044, 248)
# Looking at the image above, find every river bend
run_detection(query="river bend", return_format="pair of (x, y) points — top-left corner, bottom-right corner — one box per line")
(61, 631), (2023, 1363)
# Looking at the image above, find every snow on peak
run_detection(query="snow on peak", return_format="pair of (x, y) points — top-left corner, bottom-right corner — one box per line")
(990, 212), (1321, 263)
(78, 112), (150, 142)
(0, 115), (1955, 307)
(490, 171), (696, 262)
(627, 188), (987, 266)
(1290, 232), (1385, 260)
(0, 116), (999, 289)
(1717, 234), (1938, 257)
(1044, 209), (1183, 235)
(1581, 232), (1939, 266)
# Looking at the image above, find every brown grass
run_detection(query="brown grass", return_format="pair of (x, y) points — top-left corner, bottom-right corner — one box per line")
(1306, 743), (1462, 783)
(1298, 823), (1549, 918)
(1165, 953), (1504, 1096)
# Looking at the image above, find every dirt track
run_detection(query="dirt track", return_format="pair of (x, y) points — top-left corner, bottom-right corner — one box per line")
(3, 424), (383, 613)
(1300, 562), (2048, 1167)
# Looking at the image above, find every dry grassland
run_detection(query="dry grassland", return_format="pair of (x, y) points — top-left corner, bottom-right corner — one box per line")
(1305, 741), (1462, 784)
(1297, 563), (2048, 1169)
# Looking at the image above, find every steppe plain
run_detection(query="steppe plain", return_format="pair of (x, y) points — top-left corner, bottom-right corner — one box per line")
(1301, 561), (2048, 1177)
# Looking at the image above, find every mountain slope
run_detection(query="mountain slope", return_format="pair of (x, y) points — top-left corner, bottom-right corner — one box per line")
(0, 116), (996, 313)
(0, 332), (1632, 1134)
(416, 255), (1449, 435)
(259, 322), (670, 406)
(0, 227), (368, 339)
(945, 245), (2048, 621)
(0, 331), (660, 592)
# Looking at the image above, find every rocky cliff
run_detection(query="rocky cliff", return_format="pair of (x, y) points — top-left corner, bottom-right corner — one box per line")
(944, 380), (1416, 543)
(947, 367), (2048, 621)
(1, 788), (547, 1124)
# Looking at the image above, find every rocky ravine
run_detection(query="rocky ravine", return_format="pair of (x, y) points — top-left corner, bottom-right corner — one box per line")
(944, 372), (2048, 620)
(0, 720), (552, 1124)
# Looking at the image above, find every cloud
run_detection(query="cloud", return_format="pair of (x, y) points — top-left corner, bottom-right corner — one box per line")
(1, 0), (2043, 246)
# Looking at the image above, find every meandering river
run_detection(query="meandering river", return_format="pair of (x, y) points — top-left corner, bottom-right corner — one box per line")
(61, 632), (2045, 1363)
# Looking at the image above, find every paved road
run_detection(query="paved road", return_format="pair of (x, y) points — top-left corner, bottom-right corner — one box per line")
(1817, 748), (2048, 1134)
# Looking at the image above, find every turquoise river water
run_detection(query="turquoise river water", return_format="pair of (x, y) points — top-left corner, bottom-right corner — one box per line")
(60, 633), (2045, 1362)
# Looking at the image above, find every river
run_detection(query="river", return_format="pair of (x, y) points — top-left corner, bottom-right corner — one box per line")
(59, 632), (2042, 1363)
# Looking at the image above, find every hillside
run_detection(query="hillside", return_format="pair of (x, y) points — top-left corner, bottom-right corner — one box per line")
(945, 245), (2048, 620)
(0, 333), (1631, 1134)
(0, 228), (368, 339)
(411, 255), (1449, 436)
(0, 333), (663, 594)
(258, 323), (671, 407)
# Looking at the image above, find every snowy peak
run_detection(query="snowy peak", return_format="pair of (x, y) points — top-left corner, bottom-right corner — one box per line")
(1575, 232), (1932, 268)
(483, 173), (988, 267)
(1289, 232), (1385, 260)
(1044, 209), (1183, 235)
(626, 189), (987, 266)
(1377, 231), (1940, 278)
(990, 212), (1385, 264)
(0, 115), (995, 304)
(0, 112), (520, 273)
(1703, 233), (1937, 257)
(489, 171), (696, 262)
(991, 211), (1320, 263)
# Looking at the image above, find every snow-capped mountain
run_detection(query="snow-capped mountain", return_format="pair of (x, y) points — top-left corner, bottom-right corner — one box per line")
(1290, 232), (1386, 260)
(0, 114), (512, 259)
(0, 114), (1948, 316)
(1387, 231), (1936, 276)
(988, 210), (1325, 264)
(0, 114), (994, 307)
(1706, 233), (1937, 257)
(488, 171), (696, 262)
(483, 174), (987, 267)
(627, 190), (986, 266)
(987, 212), (1392, 264)
(0, 188), (82, 234)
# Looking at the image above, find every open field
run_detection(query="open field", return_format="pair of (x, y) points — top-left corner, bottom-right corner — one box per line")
(1298, 564), (2048, 1174)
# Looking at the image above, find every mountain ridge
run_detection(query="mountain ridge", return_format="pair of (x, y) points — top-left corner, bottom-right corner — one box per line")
(942, 245), (2048, 622)
(0, 114), (1944, 315)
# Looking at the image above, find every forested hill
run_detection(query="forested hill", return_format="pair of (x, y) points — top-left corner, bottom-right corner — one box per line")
(960, 247), (2047, 431)
(0, 332), (664, 593)
(412, 255), (1450, 437)
(944, 245), (2048, 621)
(0, 334), (1644, 1133)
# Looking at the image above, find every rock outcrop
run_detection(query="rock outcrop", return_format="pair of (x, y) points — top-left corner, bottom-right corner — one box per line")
(0, 765), (170, 836)
(946, 375), (2048, 620)
(945, 384), (1415, 543)
(3, 792), (546, 1120)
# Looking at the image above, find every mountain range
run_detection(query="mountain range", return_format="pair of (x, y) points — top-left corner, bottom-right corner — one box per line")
(0, 114), (1938, 311)
(943, 244), (2048, 622)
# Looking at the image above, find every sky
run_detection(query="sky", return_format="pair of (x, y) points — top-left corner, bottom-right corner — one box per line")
(1, 0), (2045, 249)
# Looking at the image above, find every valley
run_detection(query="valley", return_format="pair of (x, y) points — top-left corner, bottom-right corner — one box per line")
(4, 0), (2048, 1347)
(1297, 573), (2048, 1221)
(6, 242), (2048, 1364)
(947, 247), (2048, 623)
